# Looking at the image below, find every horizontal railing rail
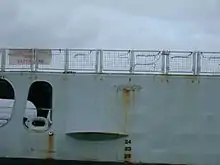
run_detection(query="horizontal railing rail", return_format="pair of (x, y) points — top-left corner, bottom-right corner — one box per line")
(1, 48), (220, 75)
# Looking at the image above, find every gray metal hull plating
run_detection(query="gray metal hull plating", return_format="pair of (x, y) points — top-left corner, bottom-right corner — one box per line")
(0, 157), (186, 165)
(0, 72), (220, 165)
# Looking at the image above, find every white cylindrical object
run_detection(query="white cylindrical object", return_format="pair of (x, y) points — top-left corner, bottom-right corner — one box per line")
(27, 117), (49, 132)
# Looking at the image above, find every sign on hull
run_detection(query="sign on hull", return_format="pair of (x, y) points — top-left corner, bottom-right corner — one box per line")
(8, 49), (52, 65)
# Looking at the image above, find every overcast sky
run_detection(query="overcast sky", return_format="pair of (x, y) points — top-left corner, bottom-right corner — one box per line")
(0, 0), (220, 51)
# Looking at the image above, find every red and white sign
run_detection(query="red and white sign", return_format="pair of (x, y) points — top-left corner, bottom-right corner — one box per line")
(8, 49), (52, 65)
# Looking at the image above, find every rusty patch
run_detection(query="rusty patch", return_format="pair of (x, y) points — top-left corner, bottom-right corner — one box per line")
(123, 88), (130, 106)
(47, 132), (54, 159)
(123, 88), (130, 132)
(123, 88), (132, 161)
(132, 89), (135, 105)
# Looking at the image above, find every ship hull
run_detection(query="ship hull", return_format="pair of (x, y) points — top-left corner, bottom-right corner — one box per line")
(0, 72), (220, 165)
(0, 158), (186, 165)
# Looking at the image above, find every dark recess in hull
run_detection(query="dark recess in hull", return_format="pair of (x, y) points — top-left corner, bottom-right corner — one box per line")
(0, 158), (187, 165)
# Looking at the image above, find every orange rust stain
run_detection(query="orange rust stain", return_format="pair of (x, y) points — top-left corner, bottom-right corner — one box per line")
(132, 89), (135, 105)
(123, 88), (130, 132)
(123, 88), (130, 106)
(47, 134), (54, 159)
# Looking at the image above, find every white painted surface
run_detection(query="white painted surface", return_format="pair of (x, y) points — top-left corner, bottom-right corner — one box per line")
(2, 48), (220, 76)
(8, 49), (52, 65)
(65, 76), (127, 134)
(0, 72), (220, 164)
(0, 99), (37, 126)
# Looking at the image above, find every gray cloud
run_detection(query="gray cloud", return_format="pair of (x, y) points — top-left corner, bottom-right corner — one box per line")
(0, 0), (220, 51)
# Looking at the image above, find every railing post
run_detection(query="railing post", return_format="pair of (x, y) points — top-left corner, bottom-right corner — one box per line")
(166, 51), (169, 74)
(192, 51), (197, 75)
(35, 49), (38, 72)
(129, 50), (135, 73)
(161, 50), (169, 74)
(99, 49), (103, 73)
(196, 51), (201, 75)
(1, 48), (6, 72)
(161, 51), (165, 74)
(95, 50), (100, 73)
(30, 49), (34, 72)
(64, 49), (69, 73)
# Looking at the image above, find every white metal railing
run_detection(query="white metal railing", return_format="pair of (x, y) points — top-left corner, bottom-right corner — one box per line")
(1, 48), (220, 75)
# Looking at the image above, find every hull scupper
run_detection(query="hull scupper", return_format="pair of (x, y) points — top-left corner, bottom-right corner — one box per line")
(1, 48), (220, 165)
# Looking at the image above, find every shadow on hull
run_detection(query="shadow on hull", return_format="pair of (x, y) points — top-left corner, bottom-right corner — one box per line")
(0, 158), (187, 165)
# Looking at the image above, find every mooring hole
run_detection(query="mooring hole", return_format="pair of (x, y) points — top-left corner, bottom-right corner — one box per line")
(32, 119), (46, 127)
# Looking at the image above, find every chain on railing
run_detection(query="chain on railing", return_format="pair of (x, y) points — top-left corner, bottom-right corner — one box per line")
(68, 49), (97, 72)
(199, 52), (220, 74)
(132, 50), (163, 74)
(101, 49), (131, 73)
(167, 51), (195, 74)
(1, 48), (220, 75)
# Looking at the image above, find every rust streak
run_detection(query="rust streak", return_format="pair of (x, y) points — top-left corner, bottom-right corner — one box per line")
(132, 89), (135, 106)
(123, 88), (130, 132)
(123, 88), (130, 106)
(47, 133), (54, 159)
